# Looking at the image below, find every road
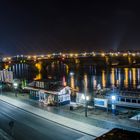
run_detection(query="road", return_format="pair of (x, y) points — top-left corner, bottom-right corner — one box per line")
(0, 101), (94, 140)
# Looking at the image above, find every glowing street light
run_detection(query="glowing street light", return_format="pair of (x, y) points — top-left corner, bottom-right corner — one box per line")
(81, 94), (89, 101)
(13, 82), (18, 97)
(111, 95), (116, 101)
(111, 95), (116, 115)
(13, 83), (18, 89)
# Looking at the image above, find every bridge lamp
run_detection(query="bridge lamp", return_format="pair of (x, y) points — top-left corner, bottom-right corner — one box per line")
(47, 54), (51, 58)
(8, 57), (11, 60)
(70, 53), (73, 57)
(101, 53), (105, 57)
(83, 52), (87, 56)
(123, 53), (127, 56)
(62, 54), (66, 57)
(27, 56), (31, 59)
(33, 55), (37, 59)
(132, 53), (136, 57)
(92, 52), (96, 56)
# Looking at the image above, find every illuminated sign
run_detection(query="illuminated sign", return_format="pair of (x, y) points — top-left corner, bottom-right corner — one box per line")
(94, 98), (108, 108)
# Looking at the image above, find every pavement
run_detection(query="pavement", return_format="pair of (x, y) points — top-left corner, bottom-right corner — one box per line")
(0, 93), (109, 138)
(0, 129), (13, 140)
(0, 92), (140, 137)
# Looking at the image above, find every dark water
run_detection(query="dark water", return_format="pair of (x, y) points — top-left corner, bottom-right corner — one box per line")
(9, 63), (140, 94)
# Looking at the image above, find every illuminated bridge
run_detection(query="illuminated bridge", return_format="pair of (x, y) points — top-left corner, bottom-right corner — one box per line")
(1, 51), (140, 68)
(1, 51), (140, 80)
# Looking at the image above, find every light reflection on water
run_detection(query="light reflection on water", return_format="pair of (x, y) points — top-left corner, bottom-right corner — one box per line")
(35, 65), (140, 94)
(10, 63), (140, 94)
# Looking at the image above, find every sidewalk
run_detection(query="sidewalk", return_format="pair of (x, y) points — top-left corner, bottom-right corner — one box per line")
(1, 92), (140, 134)
(8, 93), (140, 130)
(0, 94), (109, 137)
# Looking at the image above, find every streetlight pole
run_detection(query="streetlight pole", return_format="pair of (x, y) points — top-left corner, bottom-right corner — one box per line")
(0, 82), (2, 95)
(13, 82), (18, 97)
(85, 90), (87, 117)
(84, 79), (88, 117)
(111, 95), (116, 115)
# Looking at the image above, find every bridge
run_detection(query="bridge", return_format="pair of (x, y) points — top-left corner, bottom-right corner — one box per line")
(1, 51), (140, 68)
(1, 51), (140, 80)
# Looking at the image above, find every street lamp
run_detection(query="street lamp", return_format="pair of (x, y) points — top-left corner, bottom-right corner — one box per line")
(0, 81), (2, 95)
(13, 82), (18, 97)
(111, 95), (116, 115)
(83, 76), (88, 117)
(81, 94), (89, 117)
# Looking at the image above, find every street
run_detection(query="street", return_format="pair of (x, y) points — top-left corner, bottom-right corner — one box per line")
(0, 101), (94, 140)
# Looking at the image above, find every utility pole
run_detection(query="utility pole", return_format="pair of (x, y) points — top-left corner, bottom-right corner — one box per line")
(84, 79), (88, 117)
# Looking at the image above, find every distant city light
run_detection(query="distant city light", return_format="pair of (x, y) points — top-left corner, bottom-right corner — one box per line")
(70, 53), (73, 57)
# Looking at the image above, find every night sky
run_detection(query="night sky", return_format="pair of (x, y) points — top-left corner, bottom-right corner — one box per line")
(0, 1), (140, 55)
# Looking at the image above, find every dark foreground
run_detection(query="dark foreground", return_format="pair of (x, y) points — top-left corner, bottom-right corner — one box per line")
(96, 128), (140, 140)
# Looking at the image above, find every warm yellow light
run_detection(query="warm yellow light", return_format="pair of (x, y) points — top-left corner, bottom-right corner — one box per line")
(33, 56), (37, 59)
(27, 56), (31, 59)
(70, 53), (73, 57)
(8, 57), (11, 60)
(92, 52), (96, 56)
(34, 73), (42, 80)
(115, 53), (118, 56)
(74, 54), (78, 57)
(132, 53), (136, 56)
(111, 68), (115, 86)
(70, 74), (75, 89)
(123, 53), (128, 56)
(5, 64), (9, 69)
(83, 52), (87, 56)
(62, 54), (66, 57)
(47, 54), (51, 58)
(124, 68), (128, 88)
(102, 70), (106, 88)
(101, 53), (105, 57)
(35, 62), (42, 72)
(34, 62), (42, 80)
(132, 68), (136, 88)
